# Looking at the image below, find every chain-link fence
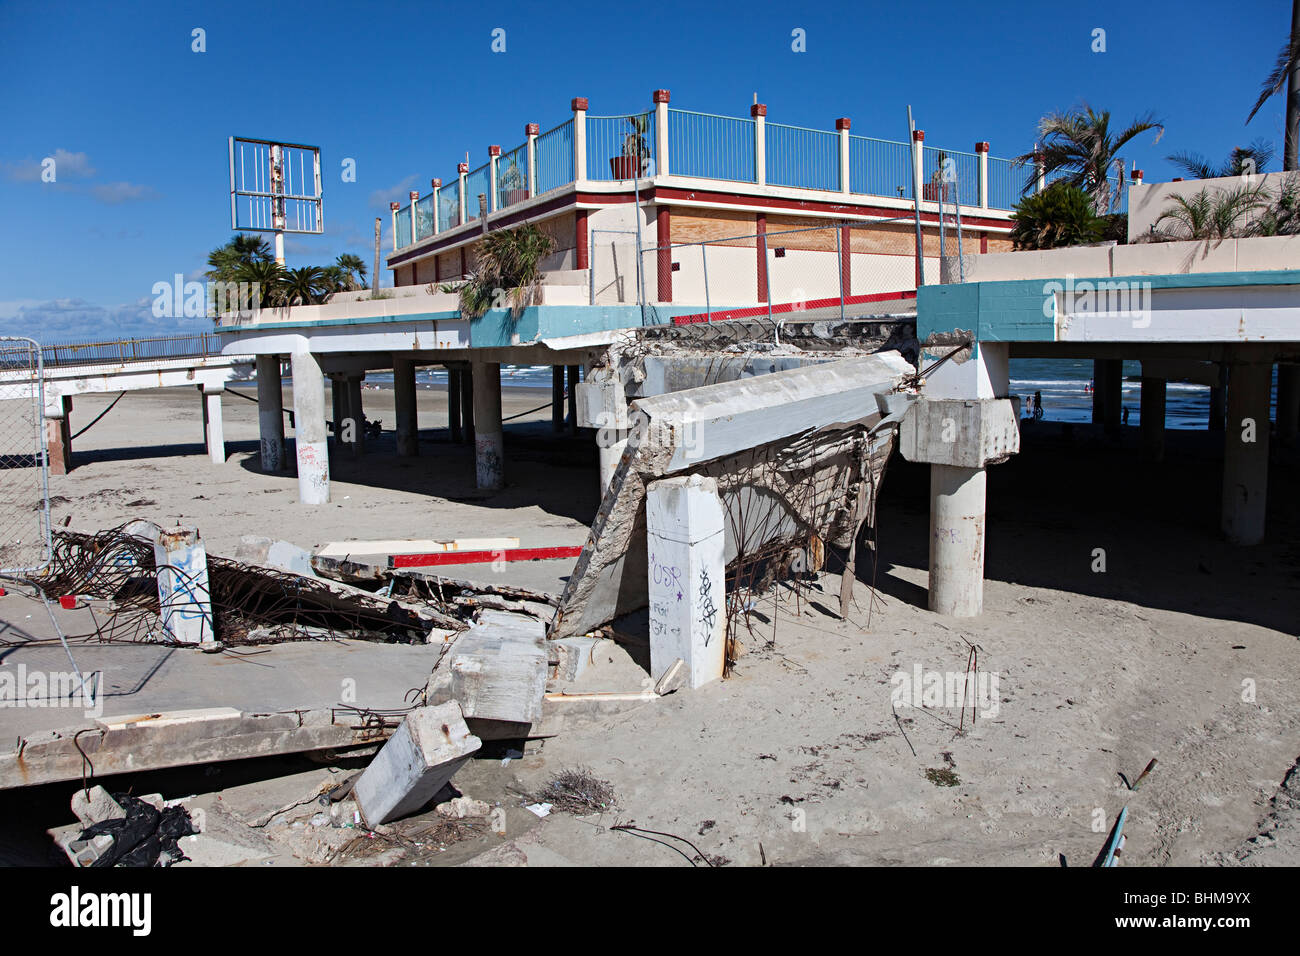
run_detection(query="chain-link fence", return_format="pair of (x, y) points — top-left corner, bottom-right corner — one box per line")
(0, 336), (52, 574)
(591, 216), (959, 322)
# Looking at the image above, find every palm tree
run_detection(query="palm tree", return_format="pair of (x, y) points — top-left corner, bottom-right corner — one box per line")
(234, 259), (288, 308)
(1016, 103), (1163, 214)
(205, 233), (272, 284)
(1167, 140), (1276, 180)
(335, 253), (368, 290)
(280, 266), (328, 306)
(1246, 1), (1300, 170)
(1151, 182), (1272, 240)
(456, 223), (557, 318)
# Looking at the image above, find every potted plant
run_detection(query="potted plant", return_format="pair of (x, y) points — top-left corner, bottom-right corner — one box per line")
(500, 156), (529, 206)
(923, 150), (951, 201)
(609, 113), (651, 179)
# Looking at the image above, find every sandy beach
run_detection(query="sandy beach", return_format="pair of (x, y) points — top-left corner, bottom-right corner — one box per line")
(2, 385), (1298, 866)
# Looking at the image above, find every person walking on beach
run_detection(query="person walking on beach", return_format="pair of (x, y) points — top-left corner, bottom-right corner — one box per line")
(1033, 390), (1044, 422)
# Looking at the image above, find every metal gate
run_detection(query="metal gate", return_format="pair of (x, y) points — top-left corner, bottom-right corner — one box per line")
(0, 336), (52, 575)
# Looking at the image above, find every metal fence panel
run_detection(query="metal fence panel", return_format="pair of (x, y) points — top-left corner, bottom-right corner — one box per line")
(438, 176), (461, 231)
(987, 156), (1032, 209)
(415, 193), (436, 241)
(668, 109), (756, 182)
(395, 206), (411, 248)
(586, 112), (656, 181)
(496, 143), (530, 209)
(464, 163), (491, 220)
(849, 136), (913, 199)
(535, 119), (574, 194)
(0, 337), (51, 574)
(766, 123), (840, 191)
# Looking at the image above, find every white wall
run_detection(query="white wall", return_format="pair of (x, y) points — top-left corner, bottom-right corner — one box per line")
(1128, 171), (1296, 239)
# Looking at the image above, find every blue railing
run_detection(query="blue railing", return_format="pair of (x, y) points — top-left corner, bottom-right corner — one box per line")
(496, 143), (530, 210)
(414, 193), (436, 242)
(766, 123), (839, 191)
(464, 163), (490, 221)
(535, 119), (574, 195)
(394, 206), (411, 249)
(668, 109), (755, 182)
(388, 104), (1041, 252)
(988, 156), (1033, 209)
(438, 176), (461, 231)
(586, 112), (656, 181)
(849, 135), (913, 200)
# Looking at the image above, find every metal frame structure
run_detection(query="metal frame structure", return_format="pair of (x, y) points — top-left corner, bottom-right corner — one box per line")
(228, 136), (325, 264)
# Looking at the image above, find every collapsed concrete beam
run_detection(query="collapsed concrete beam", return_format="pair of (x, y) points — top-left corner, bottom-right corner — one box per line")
(553, 352), (915, 638)
(0, 707), (398, 790)
(354, 701), (482, 826)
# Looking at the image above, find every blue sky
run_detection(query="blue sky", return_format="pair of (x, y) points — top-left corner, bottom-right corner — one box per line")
(0, 0), (1290, 340)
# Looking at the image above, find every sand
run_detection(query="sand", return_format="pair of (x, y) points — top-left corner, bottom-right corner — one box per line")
(3, 385), (1299, 866)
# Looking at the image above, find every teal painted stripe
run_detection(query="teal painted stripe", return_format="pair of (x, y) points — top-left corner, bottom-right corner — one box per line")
(215, 310), (460, 332)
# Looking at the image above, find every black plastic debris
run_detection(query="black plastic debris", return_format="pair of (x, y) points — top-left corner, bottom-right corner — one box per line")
(77, 793), (198, 867)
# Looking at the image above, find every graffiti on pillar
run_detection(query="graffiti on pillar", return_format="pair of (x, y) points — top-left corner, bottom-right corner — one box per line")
(699, 566), (718, 643)
(650, 551), (684, 601)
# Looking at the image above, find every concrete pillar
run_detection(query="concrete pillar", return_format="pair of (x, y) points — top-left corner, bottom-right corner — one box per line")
(472, 361), (503, 490)
(572, 96), (588, 181)
(1222, 362), (1272, 545)
(448, 367), (463, 443)
(345, 374), (365, 457)
(201, 384), (225, 464)
(43, 396), (72, 475)
(975, 141), (990, 208)
(653, 89), (670, 176)
(1209, 381), (1226, 432)
(566, 365), (579, 431)
(394, 358), (419, 457)
(408, 190), (419, 247)
(911, 130), (925, 203)
(525, 124), (539, 197)
(152, 526), (213, 644)
(256, 354), (285, 472)
(928, 464), (987, 617)
(430, 178), (441, 236)
(390, 202), (400, 251)
(291, 350), (330, 505)
(552, 366), (565, 432)
(1277, 364), (1300, 446)
(460, 364), (475, 443)
(751, 103), (767, 186)
(330, 375), (345, 447)
(836, 117), (851, 193)
(457, 162), (468, 227)
(1140, 376), (1166, 461)
(1092, 359), (1122, 432)
(645, 474), (727, 690)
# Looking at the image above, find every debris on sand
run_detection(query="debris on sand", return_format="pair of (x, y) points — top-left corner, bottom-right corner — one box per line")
(531, 767), (618, 814)
(924, 767), (961, 788)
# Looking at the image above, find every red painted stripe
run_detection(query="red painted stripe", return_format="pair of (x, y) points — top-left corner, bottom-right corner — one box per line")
(391, 546), (583, 568)
(672, 289), (915, 325)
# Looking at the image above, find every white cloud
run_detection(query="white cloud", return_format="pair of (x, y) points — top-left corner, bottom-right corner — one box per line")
(0, 297), (213, 343)
(368, 174), (418, 210)
(90, 181), (158, 204)
(2, 148), (96, 182)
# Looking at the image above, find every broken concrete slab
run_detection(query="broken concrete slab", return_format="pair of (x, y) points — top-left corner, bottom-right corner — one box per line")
(653, 658), (687, 696)
(234, 535), (318, 578)
(71, 785), (126, 828)
(354, 701), (482, 826)
(551, 636), (611, 682)
(426, 613), (549, 736)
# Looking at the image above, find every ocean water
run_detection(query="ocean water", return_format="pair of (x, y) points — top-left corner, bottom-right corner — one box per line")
(360, 360), (1272, 431)
(1010, 358), (1280, 430)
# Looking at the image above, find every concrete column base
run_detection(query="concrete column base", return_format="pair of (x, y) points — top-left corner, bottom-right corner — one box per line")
(345, 375), (365, 457)
(201, 384), (225, 464)
(291, 350), (330, 505)
(472, 361), (503, 490)
(1140, 376), (1166, 461)
(646, 474), (727, 689)
(929, 464), (987, 617)
(1222, 362), (1271, 545)
(256, 354), (285, 472)
(394, 358), (418, 457)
